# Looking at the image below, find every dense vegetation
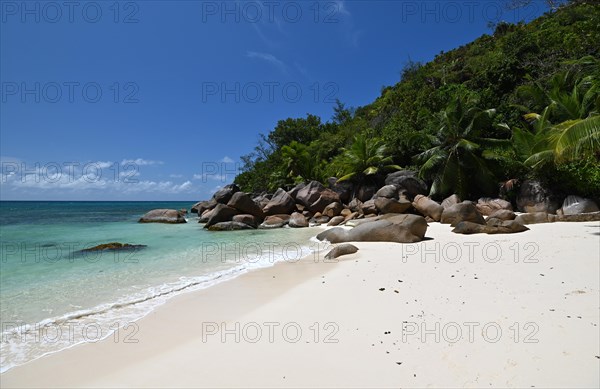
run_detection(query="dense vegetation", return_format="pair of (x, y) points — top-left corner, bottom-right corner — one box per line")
(235, 1), (600, 202)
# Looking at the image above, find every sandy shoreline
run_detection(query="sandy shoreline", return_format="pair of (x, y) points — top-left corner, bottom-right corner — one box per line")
(1, 221), (599, 388)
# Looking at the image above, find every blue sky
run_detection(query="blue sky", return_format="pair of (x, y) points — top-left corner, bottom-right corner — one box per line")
(0, 0), (549, 200)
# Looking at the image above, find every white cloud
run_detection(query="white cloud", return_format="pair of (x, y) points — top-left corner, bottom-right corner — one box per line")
(0, 157), (196, 199)
(221, 156), (235, 163)
(1, 171), (194, 195)
(169, 174), (184, 178)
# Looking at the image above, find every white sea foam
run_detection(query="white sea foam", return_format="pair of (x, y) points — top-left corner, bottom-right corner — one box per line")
(0, 241), (316, 373)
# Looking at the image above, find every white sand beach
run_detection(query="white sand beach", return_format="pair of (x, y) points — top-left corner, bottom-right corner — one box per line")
(1, 221), (599, 388)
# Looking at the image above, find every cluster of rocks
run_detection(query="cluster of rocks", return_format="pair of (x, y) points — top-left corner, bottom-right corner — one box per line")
(137, 172), (599, 242)
(189, 172), (435, 233)
(186, 171), (524, 241)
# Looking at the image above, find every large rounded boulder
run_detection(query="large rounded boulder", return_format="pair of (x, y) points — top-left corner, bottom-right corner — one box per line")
(287, 183), (306, 201)
(515, 212), (557, 225)
(323, 202), (343, 218)
(374, 185), (399, 200)
(374, 197), (411, 214)
(441, 194), (461, 209)
(227, 192), (264, 219)
(384, 171), (428, 200)
(259, 214), (291, 229)
(252, 193), (272, 209)
(560, 195), (599, 215)
(476, 198), (513, 216)
(232, 214), (259, 228)
(296, 181), (326, 208)
(328, 178), (354, 204)
(317, 214), (427, 244)
(309, 189), (341, 213)
(191, 199), (216, 214)
(440, 201), (485, 226)
(355, 184), (378, 202)
(208, 221), (255, 231)
(263, 188), (296, 216)
(412, 195), (444, 221)
(212, 184), (240, 204)
(516, 180), (562, 214)
(139, 209), (186, 224)
(204, 204), (240, 228)
(289, 212), (309, 228)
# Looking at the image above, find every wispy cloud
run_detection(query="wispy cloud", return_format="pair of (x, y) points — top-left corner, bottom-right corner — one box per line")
(294, 62), (310, 80)
(121, 158), (164, 166)
(251, 23), (279, 49)
(193, 173), (228, 182)
(220, 156), (235, 163)
(246, 51), (287, 73)
(331, 0), (361, 48)
(334, 0), (351, 16)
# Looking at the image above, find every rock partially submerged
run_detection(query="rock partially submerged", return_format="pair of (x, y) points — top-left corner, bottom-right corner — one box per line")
(80, 242), (147, 252)
(139, 209), (186, 224)
(232, 214), (259, 228)
(191, 199), (216, 214)
(325, 244), (359, 260)
(327, 216), (346, 226)
(207, 221), (255, 231)
(259, 214), (290, 229)
(289, 212), (309, 228)
(204, 204), (240, 228)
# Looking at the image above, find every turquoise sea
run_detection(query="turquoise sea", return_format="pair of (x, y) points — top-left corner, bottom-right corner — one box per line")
(0, 201), (321, 372)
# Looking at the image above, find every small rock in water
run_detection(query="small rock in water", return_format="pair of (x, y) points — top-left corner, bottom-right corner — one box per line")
(80, 242), (147, 252)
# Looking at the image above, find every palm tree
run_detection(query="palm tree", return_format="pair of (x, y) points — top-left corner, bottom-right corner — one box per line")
(414, 95), (509, 200)
(515, 63), (600, 167)
(331, 133), (401, 182)
(280, 141), (324, 184)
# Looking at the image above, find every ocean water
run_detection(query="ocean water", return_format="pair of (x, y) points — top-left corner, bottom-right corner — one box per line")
(0, 201), (321, 373)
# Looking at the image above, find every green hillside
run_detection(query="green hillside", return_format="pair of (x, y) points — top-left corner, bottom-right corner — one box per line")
(235, 0), (600, 201)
